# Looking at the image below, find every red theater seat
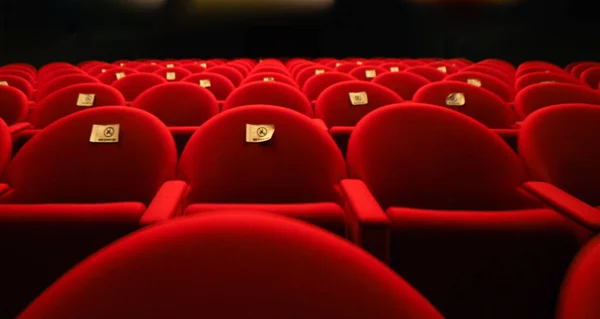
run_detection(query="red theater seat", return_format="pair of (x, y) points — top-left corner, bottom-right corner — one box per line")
(205, 66), (244, 87)
(514, 82), (600, 119)
(111, 73), (167, 102)
(302, 72), (356, 101)
(17, 212), (444, 319)
(461, 65), (513, 85)
(349, 66), (389, 82)
(181, 73), (236, 102)
(557, 234), (600, 319)
(86, 64), (118, 78)
(95, 67), (138, 85)
(132, 82), (219, 153)
(180, 63), (206, 74)
(405, 66), (446, 82)
(135, 64), (164, 73)
(35, 74), (100, 102)
(571, 62), (600, 79)
(0, 86), (28, 128)
(427, 62), (460, 75)
(515, 71), (581, 91)
(0, 75), (33, 100)
(250, 66), (291, 76)
(241, 72), (298, 88)
(29, 83), (126, 129)
(413, 81), (515, 128)
(223, 81), (313, 116)
(372, 72), (430, 101)
(345, 104), (588, 319)
(0, 119), (10, 179)
(519, 104), (600, 219)
(444, 71), (514, 103)
(178, 105), (347, 235)
(0, 68), (34, 84)
(295, 66), (335, 88)
(580, 66), (600, 89)
(153, 67), (192, 82)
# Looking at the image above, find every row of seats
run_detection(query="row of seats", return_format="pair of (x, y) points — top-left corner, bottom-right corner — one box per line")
(2, 58), (600, 107)
(14, 211), (600, 319)
(1, 102), (600, 318)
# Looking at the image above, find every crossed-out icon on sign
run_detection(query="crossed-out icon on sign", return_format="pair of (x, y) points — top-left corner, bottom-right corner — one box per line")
(256, 127), (268, 137)
(103, 127), (115, 137)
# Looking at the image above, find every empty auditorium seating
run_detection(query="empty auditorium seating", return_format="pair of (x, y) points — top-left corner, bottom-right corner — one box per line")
(0, 68), (34, 84)
(132, 82), (219, 153)
(315, 81), (403, 154)
(95, 67), (138, 85)
(372, 72), (430, 100)
(519, 104), (600, 228)
(349, 66), (388, 82)
(153, 67), (192, 82)
(427, 62), (460, 75)
(0, 107), (181, 318)
(0, 86), (28, 128)
(556, 234), (600, 319)
(135, 63), (164, 73)
(461, 64), (513, 85)
(444, 71), (514, 103)
(205, 65), (244, 86)
(181, 73), (236, 102)
(0, 75), (33, 99)
(345, 103), (588, 319)
(241, 72), (298, 87)
(405, 66), (447, 82)
(302, 72), (356, 101)
(251, 65), (291, 76)
(29, 83), (126, 129)
(111, 73), (167, 102)
(514, 82), (600, 118)
(295, 65), (336, 88)
(178, 106), (347, 235)
(223, 81), (313, 116)
(380, 62), (409, 72)
(87, 64), (118, 77)
(17, 212), (445, 319)
(180, 63), (206, 73)
(514, 71), (581, 91)
(413, 81), (515, 128)
(571, 62), (600, 79)
(580, 66), (600, 89)
(35, 74), (100, 101)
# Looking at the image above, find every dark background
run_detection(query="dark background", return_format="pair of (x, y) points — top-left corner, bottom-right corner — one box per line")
(0, 0), (598, 67)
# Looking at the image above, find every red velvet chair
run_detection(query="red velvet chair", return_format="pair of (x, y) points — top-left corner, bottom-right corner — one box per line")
(514, 82), (600, 119)
(223, 81), (313, 117)
(111, 73), (167, 102)
(372, 72), (430, 101)
(445, 71), (514, 103)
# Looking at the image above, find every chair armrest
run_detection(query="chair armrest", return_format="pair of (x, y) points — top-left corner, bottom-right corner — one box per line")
(340, 179), (390, 263)
(8, 122), (32, 135)
(311, 119), (328, 131)
(524, 181), (600, 231)
(139, 180), (188, 226)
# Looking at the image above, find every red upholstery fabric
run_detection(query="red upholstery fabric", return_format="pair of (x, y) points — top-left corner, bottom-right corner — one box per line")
(95, 67), (138, 85)
(315, 81), (403, 127)
(17, 212), (444, 319)
(347, 104), (539, 210)
(0, 86), (28, 125)
(135, 64), (164, 73)
(251, 66), (291, 76)
(205, 65), (244, 86)
(444, 71), (514, 102)
(153, 67), (192, 82)
(181, 73), (236, 101)
(514, 82), (600, 118)
(86, 64), (118, 77)
(372, 72), (430, 101)
(345, 104), (586, 319)
(226, 62), (249, 77)
(290, 62), (316, 78)
(132, 82), (219, 126)
(0, 69), (34, 83)
(180, 63), (206, 74)
(335, 62), (359, 73)
(380, 62), (409, 72)
(580, 66), (600, 89)
(349, 66), (389, 82)
(302, 72), (356, 101)
(402, 60), (427, 67)
(29, 83), (126, 129)
(1, 107), (177, 204)
(461, 65), (513, 84)
(405, 66), (447, 82)
(111, 73), (167, 102)
(223, 81), (313, 116)
(515, 71), (581, 91)
(35, 74), (100, 101)
(427, 62), (461, 74)
(571, 62), (600, 79)
(295, 66), (335, 88)
(0, 75), (33, 99)
(0, 119), (10, 178)
(1, 64), (36, 76)
(241, 72), (298, 88)
(557, 234), (600, 319)
(477, 60), (516, 76)
(178, 105), (346, 205)
(519, 104), (600, 206)
(413, 81), (515, 128)
(159, 62), (182, 68)
(516, 66), (569, 78)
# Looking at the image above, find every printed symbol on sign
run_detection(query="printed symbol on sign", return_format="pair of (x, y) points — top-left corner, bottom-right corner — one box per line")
(84, 95), (93, 103)
(257, 127), (268, 137)
(354, 95), (362, 101)
(103, 127), (115, 137)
